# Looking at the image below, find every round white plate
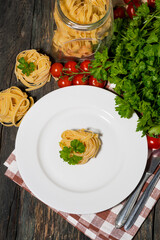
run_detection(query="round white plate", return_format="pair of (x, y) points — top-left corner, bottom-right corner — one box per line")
(15, 86), (148, 214)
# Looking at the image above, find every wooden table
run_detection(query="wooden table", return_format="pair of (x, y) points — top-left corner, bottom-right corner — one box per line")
(0, 0), (159, 239)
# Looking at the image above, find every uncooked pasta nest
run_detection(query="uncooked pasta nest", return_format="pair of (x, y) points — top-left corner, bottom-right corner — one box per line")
(15, 49), (51, 91)
(59, 129), (101, 164)
(0, 86), (34, 127)
(53, 0), (111, 58)
(60, 0), (107, 25)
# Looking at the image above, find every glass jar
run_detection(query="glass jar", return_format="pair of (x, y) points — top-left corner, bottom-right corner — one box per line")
(52, 0), (114, 62)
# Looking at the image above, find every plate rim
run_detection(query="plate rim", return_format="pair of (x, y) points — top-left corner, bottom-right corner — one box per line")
(15, 86), (148, 214)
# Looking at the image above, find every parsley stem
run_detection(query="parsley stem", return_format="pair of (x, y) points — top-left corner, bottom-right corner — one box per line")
(141, 13), (156, 32)
(63, 71), (90, 75)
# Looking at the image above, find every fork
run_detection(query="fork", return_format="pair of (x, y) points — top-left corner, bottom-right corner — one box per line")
(115, 149), (160, 228)
(124, 165), (160, 230)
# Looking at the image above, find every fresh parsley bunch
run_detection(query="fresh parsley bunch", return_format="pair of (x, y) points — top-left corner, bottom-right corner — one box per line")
(91, 0), (160, 137)
(17, 57), (36, 76)
(59, 139), (85, 165)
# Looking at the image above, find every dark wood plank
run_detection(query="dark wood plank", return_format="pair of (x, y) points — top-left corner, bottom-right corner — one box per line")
(133, 209), (154, 240)
(16, 190), (90, 240)
(0, 1), (35, 240)
(153, 200), (160, 240)
(29, 0), (58, 99)
(7, 1), (89, 239)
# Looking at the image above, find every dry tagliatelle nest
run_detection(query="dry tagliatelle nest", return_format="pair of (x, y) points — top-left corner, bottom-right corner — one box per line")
(0, 86), (34, 127)
(15, 49), (51, 91)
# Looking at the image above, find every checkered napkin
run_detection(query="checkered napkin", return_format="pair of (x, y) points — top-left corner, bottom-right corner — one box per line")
(4, 151), (160, 240)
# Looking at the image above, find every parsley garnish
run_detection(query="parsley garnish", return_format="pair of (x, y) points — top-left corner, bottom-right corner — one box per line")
(90, 0), (160, 137)
(70, 139), (85, 153)
(59, 140), (85, 165)
(17, 57), (36, 76)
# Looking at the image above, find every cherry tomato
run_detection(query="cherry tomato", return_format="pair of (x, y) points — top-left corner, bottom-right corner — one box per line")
(114, 6), (126, 19)
(73, 74), (89, 85)
(64, 61), (78, 73)
(124, 0), (131, 3)
(80, 60), (91, 72)
(124, 0), (140, 4)
(58, 76), (72, 88)
(127, 2), (141, 19)
(89, 76), (106, 88)
(147, 135), (160, 150)
(147, 0), (155, 8)
(50, 62), (63, 78)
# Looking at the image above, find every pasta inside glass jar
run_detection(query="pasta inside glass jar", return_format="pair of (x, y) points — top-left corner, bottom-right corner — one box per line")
(52, 0), (113, 61)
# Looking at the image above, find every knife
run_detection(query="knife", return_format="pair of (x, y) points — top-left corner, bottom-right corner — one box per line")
(115, 154), (160, 229)
(124, 166), (160, 230)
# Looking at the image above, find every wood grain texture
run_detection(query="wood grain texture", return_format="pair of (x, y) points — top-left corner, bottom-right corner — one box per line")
(153, 200), (160, 240)
(0, 0), (159, 239)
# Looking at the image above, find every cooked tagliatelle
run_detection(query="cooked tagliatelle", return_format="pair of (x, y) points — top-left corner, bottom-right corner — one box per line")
(59, 129), (101, 164)
(53, 0), (112, 58)
(15, 49), (51, 91)
(0, 86), (34, 127)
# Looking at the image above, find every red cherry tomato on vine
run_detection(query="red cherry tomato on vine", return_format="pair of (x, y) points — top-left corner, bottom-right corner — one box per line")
(58, 76), (72, 88)
(127, 2), (141, 19)
(147, 0), (155, 8)
(124, 0), (131, 4)
(124, 0), (140, 4)
(80, 60), (91, 72)
(64, 61), (78, 73)
(50, 62), (63, 78)
(147, 135), (160, 150)
(89, 76), (106, 88)
(114, 6), (126, 19)
(73, 74), (89, 85)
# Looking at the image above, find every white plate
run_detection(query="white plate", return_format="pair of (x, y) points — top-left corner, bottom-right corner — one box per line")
(15, 86), (148, 214)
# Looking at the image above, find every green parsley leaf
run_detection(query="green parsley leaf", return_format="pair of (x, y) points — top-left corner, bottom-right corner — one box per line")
(59, 146), (82, 165)
(59, 139), (86, 165)
(18, 57), (26, 64)
(69, 155), (83, 165)
(115, 96), (134, 119)
(155, 0), (160, 11)
(136, 3), (150, 18)
(59, 146), (72, 161)
(148, 125), (160, 136)
(147, 32), (158, 43)
(70, 139), (85, 153)
(90, 47), (110, 80)
(17, 57), (36, 76)
(157, 44), (160, 57)
(89, 1), (160, 137)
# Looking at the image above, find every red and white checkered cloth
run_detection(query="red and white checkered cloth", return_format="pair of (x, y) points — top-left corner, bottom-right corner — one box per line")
(4, 150), (160, 240)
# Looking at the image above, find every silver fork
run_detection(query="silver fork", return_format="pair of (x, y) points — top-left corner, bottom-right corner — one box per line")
(115, 149), (160, 229)
(124, 165), (160, 230)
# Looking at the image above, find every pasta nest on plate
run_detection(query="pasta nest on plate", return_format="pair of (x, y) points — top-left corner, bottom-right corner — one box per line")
(59, 129), (101, 164)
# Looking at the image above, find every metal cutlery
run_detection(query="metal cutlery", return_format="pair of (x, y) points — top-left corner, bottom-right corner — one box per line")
(115, 150), (160, 229)
(124, 166), (160, 230)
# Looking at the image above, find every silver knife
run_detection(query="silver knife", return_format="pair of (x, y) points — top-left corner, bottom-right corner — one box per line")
(124, 166), (160, 230)
(115, 154), (160, 229)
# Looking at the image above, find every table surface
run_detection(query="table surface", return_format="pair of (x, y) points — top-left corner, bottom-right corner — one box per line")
(0, 0), (159, 239)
